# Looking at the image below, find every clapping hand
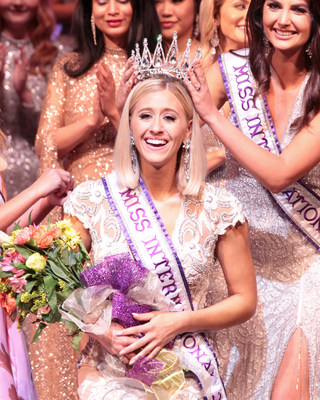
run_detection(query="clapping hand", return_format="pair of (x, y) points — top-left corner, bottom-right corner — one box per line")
(116, 57), (137, 113)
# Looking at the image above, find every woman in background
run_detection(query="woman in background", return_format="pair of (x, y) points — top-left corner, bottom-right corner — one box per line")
(0, 0), (67, 199)
(186, 0), (320, 397)
(0, 130), (73, 400)
(200, 0), (251, 180)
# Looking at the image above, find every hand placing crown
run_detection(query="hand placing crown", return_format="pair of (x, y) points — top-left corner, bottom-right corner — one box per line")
(132, 32), (202, 82)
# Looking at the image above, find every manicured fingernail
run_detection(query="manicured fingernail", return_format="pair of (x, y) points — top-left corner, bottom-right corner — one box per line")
(119, 349), (125, 355)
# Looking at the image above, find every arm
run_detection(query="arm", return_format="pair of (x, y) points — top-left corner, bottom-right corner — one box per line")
(186, 62), (320, 193)
(207, 147), (226, 173)
(1, 169), (73, 232)
(115, 221), (256, 364)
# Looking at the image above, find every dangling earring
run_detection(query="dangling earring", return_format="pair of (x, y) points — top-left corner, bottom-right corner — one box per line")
(182, 139), (191, 183)
(193, 14), (200, 39)
(130, 135), (137, 174)
(305, 43), (312, 60)
(210, 23), (219, 58)
(91, 14), (97, 46)
(263, 34), (271, 58)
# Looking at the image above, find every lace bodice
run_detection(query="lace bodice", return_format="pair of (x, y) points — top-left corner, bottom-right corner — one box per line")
(64, 179), (245, 311)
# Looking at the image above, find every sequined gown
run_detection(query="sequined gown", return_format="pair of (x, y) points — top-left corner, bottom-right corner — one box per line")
(64, 179), (245, 399)
(35, 47), (127, 191)
(210, 76), (320, 398)
(29, 48), (127, 400)
(0, 33), (65, 200)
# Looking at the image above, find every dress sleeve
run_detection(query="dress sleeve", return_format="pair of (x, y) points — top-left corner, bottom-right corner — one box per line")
(203, 184), (246, 236)
(35, 53), (71, 174)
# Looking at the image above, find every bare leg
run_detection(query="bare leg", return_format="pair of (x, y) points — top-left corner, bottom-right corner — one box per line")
(271, 328), (309, 400)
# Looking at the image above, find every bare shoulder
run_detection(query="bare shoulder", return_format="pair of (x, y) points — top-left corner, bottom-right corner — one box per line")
(205, 61), (227, 109)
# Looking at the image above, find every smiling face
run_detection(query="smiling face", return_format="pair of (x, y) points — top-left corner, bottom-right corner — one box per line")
(92, 0), (133, 48)
(155, 0), (196, 44)
(217, 0), (250, 51)
(262, 0), (311, 55)
(130, 89), (191, 172)
(0, 0), (39, 36)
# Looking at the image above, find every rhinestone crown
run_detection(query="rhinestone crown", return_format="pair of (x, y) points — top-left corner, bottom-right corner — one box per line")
(132, 32), (201, 81)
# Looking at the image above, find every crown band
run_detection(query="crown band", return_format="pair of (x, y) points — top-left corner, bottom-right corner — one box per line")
(132, 32), (202, 81)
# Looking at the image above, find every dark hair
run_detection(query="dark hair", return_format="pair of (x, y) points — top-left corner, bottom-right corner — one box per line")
(0, 0), (58, 77)
(247, 0), (320, 133)
(64, 0), (161, 77)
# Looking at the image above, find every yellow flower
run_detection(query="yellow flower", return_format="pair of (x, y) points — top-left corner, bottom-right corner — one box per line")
(58, 279), (67, 291)
(21, 292), (32, 303)
(26, 253), (46, 272)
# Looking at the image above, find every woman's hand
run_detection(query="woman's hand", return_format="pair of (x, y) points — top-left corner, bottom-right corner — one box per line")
(13, 46), (32, 105)
(31, 168), (74, 206)
(116, 311), (184, 365)
(89, 322), (139, 365)
(184, 61), (219, 125)
(116, 57), (137, 113)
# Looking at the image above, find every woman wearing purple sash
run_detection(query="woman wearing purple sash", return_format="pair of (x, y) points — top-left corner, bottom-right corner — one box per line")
(185, 0), (320, 398)
(63, 71), (257, 399)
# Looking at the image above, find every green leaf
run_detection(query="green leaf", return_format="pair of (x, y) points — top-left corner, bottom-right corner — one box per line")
(12, 261), (28, 270)
(79, 240), (90, 260)
(63, 320), (78, 332)
(0, 271), (13, 278)
(71, 332), (83, 354)
(47, 259), (69, 281)
(28, 211), (33, 226)
(13, 222), (22, 231)
(32, 322), (47, 342)
(48, 290), (58, 313)
(13, 245), (34, 259)
(56, 288), (73, 302)
(68, 251), (76, 267)
(61, 246), (70, 266)
(25, 280), (37, 292)
(43, 275), (57, 299)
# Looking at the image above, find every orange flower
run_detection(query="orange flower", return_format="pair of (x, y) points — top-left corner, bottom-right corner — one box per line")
(48, 225), (62, 240)
(32, 227), (53, 248)
(14, 227), (31, 245)
(0, 292), (17, 315)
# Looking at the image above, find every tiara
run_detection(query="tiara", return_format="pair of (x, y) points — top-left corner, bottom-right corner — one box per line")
(132, 32), (202, 81)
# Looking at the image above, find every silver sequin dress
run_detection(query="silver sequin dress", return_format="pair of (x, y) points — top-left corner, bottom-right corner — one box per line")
(210, 75), (320, 399)
(0, 32), (66, 199)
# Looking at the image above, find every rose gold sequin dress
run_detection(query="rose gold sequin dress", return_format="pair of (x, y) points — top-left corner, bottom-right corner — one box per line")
(30, 48), (127, 400)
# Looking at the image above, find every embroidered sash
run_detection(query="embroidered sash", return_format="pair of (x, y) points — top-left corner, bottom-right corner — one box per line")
(219, 50), (320, 251)
(102, 171), (227, 400)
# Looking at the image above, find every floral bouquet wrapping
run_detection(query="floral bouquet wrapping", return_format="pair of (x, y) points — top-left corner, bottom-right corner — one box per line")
(60, 253), (187, 399)
(0, 219), (90, 347)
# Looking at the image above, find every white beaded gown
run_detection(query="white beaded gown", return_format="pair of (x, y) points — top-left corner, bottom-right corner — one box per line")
(64, 179), (246, 399)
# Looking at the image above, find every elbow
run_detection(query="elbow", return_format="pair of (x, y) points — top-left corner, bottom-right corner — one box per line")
(263, 176), (292, 194)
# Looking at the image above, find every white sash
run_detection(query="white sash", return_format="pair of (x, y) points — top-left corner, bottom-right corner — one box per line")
(103, 171), (227, 400)
(220, 50), (320, 251)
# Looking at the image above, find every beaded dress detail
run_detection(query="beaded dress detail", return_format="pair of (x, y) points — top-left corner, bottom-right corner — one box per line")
(211, 76), (320, 399)
(64, 180), (245, 399)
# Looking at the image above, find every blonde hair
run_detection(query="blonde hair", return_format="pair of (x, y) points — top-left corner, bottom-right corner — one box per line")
(114, 76), (207, 196)
(199, 0), (224, 71)
(0, 129), (8, 172)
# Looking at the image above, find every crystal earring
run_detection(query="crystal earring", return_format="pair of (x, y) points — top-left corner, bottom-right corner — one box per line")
(91, 15), (97, 46)
(305, 43), (312, 60)
(182, 139), (191, 182)
(263, 34), (271, 58)
(130, 135), (137, 174)
(210, 24), (219, 58)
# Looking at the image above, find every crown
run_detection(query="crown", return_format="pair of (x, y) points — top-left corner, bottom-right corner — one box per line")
(132, 32), (202, 81)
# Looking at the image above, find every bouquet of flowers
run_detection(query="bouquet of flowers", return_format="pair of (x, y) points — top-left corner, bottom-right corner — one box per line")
(0, 219), (90, 348)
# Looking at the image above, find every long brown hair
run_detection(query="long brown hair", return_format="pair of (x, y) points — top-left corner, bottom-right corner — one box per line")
(0, 0), (58, 76)
(247, 0), (320, 134)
